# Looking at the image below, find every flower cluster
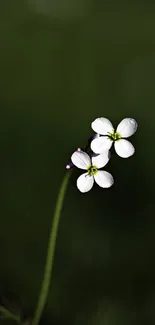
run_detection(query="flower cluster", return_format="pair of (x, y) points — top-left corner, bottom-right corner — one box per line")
(67, 117), (138, 193)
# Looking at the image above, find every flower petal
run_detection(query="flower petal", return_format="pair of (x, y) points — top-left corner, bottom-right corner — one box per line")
(71, 151), (91, 169)
(116, 118), (138, 138)
(77, 173), (94, 193)
(91, 117), (114, 135)
(92, 151), (110, 168)
(114, 139), (135, 158)
(94, 171), (114, 188)
(91, 136), (112, 154)
(88, 133), (100, 145)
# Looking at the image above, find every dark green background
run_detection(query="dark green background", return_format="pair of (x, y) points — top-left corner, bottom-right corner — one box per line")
(0, 1), (155, 324)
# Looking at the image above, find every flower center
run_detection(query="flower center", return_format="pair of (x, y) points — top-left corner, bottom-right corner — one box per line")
(87, 165), (98, 176)
(108, 130), (121, 141)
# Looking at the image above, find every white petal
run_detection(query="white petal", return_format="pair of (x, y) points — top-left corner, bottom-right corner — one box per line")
(71, 151), (91, 169)
(116, 118), (138, 138)
(91, 136), (112, 154)
(77, 173), (94, 193)
(94, 171), (114, 188)
(91, 117), (114, 135)
(91, 151), (110, 168)
(114, 139), (135, 158)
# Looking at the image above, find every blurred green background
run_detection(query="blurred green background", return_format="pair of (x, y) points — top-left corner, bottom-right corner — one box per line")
(0, 1), (155, 324)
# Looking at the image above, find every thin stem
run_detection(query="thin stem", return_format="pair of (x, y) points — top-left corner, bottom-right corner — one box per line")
(0, 306), (20, 323)
(32, 172), (71, 325)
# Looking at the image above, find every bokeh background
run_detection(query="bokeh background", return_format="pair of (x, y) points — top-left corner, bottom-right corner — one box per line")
(0, 1), (155, 324)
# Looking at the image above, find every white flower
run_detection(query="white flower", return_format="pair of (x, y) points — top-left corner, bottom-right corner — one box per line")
(71, 150), (114, 193)
(91, 117), (138, 158)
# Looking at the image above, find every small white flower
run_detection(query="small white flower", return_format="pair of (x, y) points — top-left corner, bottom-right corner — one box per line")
(91, 117), (138, 158)
(71, 150), (114, 193)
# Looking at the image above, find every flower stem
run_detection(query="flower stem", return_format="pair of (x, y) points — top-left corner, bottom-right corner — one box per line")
(32, 172), (71, 325)
(0, 306), (20, 323)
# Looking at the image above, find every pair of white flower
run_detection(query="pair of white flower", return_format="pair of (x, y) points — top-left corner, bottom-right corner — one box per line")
(71, 117), (138, 193)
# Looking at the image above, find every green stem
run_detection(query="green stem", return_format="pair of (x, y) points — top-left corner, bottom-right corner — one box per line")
(0, 306), (20, 323)
(32, 172), (71, 325)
